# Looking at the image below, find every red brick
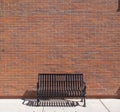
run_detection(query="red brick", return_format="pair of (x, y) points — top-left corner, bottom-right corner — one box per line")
(0, 0), (120, 98)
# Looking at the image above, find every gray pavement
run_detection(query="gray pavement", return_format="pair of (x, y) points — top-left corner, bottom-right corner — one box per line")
(0, 99), (119, 112)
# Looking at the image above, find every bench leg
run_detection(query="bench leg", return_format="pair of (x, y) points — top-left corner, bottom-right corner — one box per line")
(83, 97), (86, 107)
(81, 97), (83, 102)
(37, 98), (39, 106)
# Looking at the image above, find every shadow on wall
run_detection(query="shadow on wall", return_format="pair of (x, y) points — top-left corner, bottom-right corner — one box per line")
(22, 90), (36, 99)
(117, 0), (120, 11)
(116, 87), (120, 98)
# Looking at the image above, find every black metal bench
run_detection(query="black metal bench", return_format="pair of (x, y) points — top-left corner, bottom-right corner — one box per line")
(37, 74), (86, 107)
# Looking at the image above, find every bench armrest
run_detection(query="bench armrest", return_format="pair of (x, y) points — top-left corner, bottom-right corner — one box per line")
(37, 82), (39, 90)
(83, 81), (86, 86)
(83, 81), (86, 90)
(81, 81), (86, 96)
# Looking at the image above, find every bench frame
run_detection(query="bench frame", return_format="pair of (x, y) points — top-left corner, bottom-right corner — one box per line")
(37, 74), (86, 107)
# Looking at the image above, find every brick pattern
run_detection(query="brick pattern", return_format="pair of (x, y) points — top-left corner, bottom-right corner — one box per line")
(0, 0), (120, 98)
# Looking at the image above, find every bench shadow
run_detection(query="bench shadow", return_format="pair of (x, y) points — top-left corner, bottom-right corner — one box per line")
(117, 0), (120, 11)
(116, 87), (120, 98)
(22, 90), (84, 107)
(22, 99), (81, 107)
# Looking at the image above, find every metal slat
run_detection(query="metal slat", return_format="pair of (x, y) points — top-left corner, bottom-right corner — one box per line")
(80, 74), (82, 95)
(44, 75), (46, 97)
(69, 74), (71, 96)
(70, 75), (72, 96)
(80, 74), (82, 88)
(72, 75), (74, 96)
(53, 75), (55, 96)
(76, 74), (79, 96)
(66, 74), (67, 96)
(45, 75), (47, 97)
(58, 74), (61, 97)
(54, 74), (56, 97)
(52, 75), (54, 96)
(60, 74), (62, 97)
(50, 75), (52, 97)
(47, 75), (50, 96)
(64, 75), (66, 97)
(69, 75), (71, 96)
(62, 75), (64, 97)
(81, 74), (83, 87)
(50, 74), (52, 97)
(73, 75), (75, 96)
(40, 75), (42, 97)
(56, 76), (58, 97)
(67, 74), (69, 96)
(42, 75), (44, 97)
(66, 74), (68, 96)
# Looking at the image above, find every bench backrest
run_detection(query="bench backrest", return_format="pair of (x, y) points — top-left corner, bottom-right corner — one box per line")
(38, 74), (84, 92)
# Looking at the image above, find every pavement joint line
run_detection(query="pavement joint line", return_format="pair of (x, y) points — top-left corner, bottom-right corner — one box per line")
(42, 107), (44, 112)
(99, 99), (111, 112)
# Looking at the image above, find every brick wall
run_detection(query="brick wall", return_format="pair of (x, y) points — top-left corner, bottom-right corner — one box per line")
(0, 0), (120, 98)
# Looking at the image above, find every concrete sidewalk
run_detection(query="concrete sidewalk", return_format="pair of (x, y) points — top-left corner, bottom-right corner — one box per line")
(0, 99), (119, 112)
